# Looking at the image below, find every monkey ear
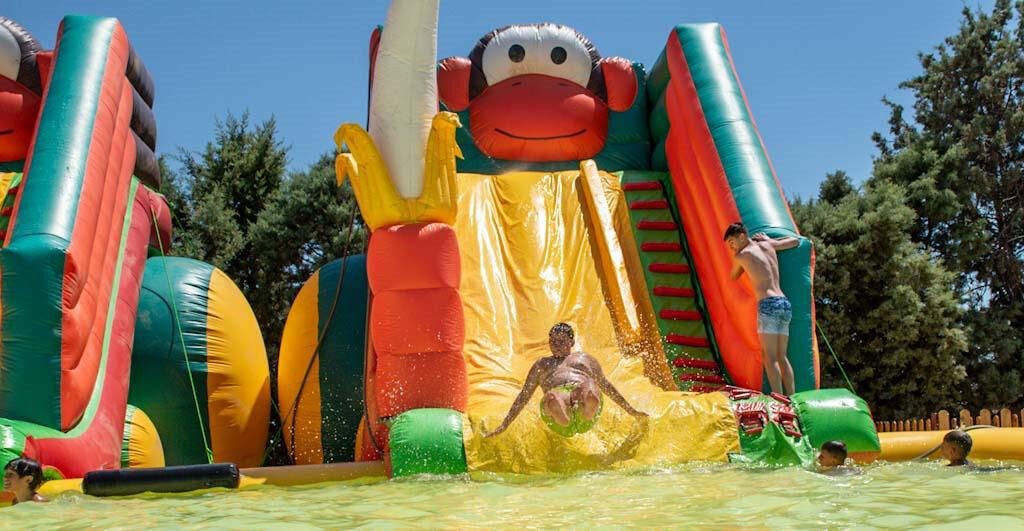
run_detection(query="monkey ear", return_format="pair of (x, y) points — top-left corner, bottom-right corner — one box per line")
(599, 57), (638, 112)
(438, 56), (472, 112)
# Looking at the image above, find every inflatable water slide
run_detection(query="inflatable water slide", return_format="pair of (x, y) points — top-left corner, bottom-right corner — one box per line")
(10, 4), (1017, 494)
(0, 16), (270, 481)
(276, 0), (878, 477)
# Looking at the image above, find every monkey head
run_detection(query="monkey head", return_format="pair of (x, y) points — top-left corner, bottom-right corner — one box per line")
(438, 24), (637, 162)
(0, 17), (43, 163)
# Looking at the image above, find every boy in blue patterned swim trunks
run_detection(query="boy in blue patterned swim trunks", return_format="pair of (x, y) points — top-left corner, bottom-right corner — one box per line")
(724, 222), (800, 395)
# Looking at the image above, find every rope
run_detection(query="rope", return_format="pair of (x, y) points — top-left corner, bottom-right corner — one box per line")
(265, 203), (359, 464)
(362, 45), (385, 457)
(149, 208), (214, 464)
(817, 322), (855, 393)
(912, 425), (994, 461)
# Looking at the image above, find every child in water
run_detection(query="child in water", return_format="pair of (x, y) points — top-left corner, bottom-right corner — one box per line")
(3, 458), (46, 504)
(817, 440), (859, 476)
(942, 430), (973, 467)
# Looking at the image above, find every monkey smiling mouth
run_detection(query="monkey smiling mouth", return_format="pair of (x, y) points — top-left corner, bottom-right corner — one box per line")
(494, 128), (586, 141)
(0, 130), (13, 136)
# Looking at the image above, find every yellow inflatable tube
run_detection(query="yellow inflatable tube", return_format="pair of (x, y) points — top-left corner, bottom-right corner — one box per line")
(878, 428), (1024, 462)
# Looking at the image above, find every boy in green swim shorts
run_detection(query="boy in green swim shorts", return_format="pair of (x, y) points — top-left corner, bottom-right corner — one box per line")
(484, 323), (647, 438)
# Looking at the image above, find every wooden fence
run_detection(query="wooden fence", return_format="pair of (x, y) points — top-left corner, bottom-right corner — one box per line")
(875, 408), (1024, 433)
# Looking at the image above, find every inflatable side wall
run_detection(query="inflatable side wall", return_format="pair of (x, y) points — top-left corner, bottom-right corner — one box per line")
(278, 256), (369, 464)
(647, 25), (819, 392)
(129, 257), (270, 467)
(0, 16), (170, 476)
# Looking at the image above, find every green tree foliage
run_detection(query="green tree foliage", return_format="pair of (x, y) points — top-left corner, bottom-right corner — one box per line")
(792, 174), (967, 418)
(871, 0), (1024, 408)
(162, 113), (367, 353)
(175, 113), (288, 295)
(248, 153), (368, 352)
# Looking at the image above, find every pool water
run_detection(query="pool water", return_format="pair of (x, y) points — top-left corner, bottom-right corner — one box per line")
(4, 462), (1023, 528)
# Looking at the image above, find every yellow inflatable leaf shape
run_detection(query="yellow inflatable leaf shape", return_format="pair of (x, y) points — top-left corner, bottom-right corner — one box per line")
(334, 112), (462, 231)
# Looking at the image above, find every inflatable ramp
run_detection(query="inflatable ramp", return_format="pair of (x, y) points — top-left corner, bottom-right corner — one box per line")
(456, 169), (739, 474)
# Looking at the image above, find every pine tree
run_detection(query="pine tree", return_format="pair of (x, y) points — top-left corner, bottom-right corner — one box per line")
(248, 153), (368, 352)
(792, 175), (967, 418)
(871, 0), (1024, 409)
(162, 114), (367, 353)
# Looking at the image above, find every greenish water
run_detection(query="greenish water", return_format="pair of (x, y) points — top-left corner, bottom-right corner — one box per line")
(3, 462), (1023, 529)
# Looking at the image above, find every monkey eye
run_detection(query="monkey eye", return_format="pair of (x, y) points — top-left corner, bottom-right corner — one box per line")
(481, 25), (594, 88)
(508, 44), (525, 63)
(550, 46), (567, 65)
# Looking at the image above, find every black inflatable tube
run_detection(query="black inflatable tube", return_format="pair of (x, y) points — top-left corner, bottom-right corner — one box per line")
(125, 46), (155, 108)
(131, 88), (157, 151)
(82, 463), (240, 497)
(133, 129), (161, 190)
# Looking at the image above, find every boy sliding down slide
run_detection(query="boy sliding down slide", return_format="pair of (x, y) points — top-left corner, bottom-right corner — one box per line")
(724, 222), (800, 395)
(484, 323), (648, 438)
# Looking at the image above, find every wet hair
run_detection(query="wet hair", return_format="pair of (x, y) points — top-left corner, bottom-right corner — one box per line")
(821, 440), (847, 461)
(5, 457), (43, 491)
(723, 222), (747, 241)
(943, 430), (972, 457)
(549, 322), (574, 341)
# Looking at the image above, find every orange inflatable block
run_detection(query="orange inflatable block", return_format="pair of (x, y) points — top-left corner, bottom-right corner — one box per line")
(375, 350), (467, 416)
(371, 287), (465, 356)
(367, 222), (461, 292)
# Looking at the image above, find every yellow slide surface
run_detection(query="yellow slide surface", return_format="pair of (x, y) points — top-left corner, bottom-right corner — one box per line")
(456, 170), (739, 474)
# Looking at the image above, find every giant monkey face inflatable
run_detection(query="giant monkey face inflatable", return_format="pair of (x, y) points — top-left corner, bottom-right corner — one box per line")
(0, 18), (42, 163)
(438, 24), (638, 162)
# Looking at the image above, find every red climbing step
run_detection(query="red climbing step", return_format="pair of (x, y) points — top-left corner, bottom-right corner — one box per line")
(653, 286), (695, 298)
(636, 220), (677, 231)
(689, 385), (725, 393)
(678, 373), (727, 384)
(641, 242), (681, 252)
(666, 334), (710, 348)
(629, 199), (669, 210)
(623, 181), (662, 191)
(649, 263), (690, 274)
(659, 309), (702, 321)
(673, 358), (719, 370)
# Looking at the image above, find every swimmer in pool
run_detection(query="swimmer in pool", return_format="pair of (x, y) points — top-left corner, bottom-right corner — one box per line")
(940, 430), (1019, 472)
(816, 440), (860, 476)
(483, 323), (647, 438)
(3, 458), (47, 505)
(942, 430), (973, 467)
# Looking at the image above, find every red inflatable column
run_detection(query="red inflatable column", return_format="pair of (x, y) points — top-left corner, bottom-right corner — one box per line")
(366, 222), (467, 418)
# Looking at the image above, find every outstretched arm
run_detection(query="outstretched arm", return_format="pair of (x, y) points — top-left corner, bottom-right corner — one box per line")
(484, 363), (544, 437)
(752, 233), (800, 251)
(587, 357), (647, 417)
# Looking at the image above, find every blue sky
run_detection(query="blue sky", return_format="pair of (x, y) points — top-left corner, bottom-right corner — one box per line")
(8, 1), (992, 200)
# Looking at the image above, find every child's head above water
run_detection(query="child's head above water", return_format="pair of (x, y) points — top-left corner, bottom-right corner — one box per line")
(942, 430), (973, 465)
(818, 440), (848, 468)
(548, 322), (575, 357)
(3, 457), (43, 494)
